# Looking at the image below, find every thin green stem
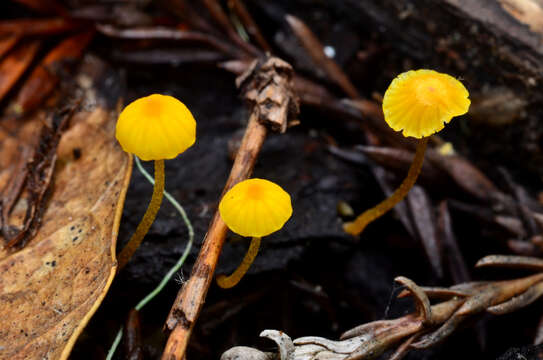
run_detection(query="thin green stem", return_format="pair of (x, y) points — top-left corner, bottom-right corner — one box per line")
(133, 157), (194, 310)
(106, 156), (194, 359)
(229, 12), (249, 42)
(343, 137), (429, 236)
(105, 328), (122, 360)
(216, 236), (261, 289)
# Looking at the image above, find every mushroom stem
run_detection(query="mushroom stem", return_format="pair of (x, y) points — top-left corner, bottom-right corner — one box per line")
(118, 159), (165, 269)
(217, 236), (261, 288)
(343, 137), (429, 236)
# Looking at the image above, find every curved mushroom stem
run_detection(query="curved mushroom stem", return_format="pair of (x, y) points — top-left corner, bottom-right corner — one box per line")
(118, 159), (165, 270)
(343, 137), (429, 236)
(217, 236), (261, 288)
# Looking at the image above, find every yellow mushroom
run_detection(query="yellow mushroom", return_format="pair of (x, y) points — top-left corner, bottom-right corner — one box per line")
(344, 69), (470, 236)
(116, 94), (196, 269)
(217, 178), (292, 288)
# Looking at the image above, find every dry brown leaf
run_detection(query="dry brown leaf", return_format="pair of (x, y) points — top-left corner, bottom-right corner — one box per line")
(0, 105), (131, 359)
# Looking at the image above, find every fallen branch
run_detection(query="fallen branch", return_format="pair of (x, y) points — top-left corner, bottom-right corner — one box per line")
(162, 56), (299, 360)
(221, 255), (543, 360)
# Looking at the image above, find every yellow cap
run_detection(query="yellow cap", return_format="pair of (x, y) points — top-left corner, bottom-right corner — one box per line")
(116, 94), (196, 161)
(219, 178), (292, 237)
(382, 69), (470, 138)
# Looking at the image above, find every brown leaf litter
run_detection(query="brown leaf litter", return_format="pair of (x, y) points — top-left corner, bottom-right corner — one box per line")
(0, 91), (131, 358)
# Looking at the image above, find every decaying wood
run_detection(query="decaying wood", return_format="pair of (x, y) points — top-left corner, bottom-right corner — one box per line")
(162, 56), (300, 360)
(338, 0), (543, 81)
(221, 256), (543, 359)
(332, 0), (543, 177)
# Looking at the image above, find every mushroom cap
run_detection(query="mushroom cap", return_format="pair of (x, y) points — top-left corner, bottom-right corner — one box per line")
(116, 94), (196, 161)
(219, 178), (292, 237)
(382, 69), (470, 138)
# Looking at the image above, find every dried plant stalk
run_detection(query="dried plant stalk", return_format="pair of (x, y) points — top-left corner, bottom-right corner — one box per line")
(162, 56), (299, 360)
(221, 256), (543, 360)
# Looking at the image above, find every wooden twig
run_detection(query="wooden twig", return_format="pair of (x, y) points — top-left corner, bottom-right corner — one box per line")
(394, 276), (432, 325)
(161, 56), (299, 360)
(96, 25), (240, 58)
(412, 272), (543, 349)
(476, 255), (543, 270)
(388, 334), (419, 360)
(221, 256), (543, 359)
(285, 14), (360, 99)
